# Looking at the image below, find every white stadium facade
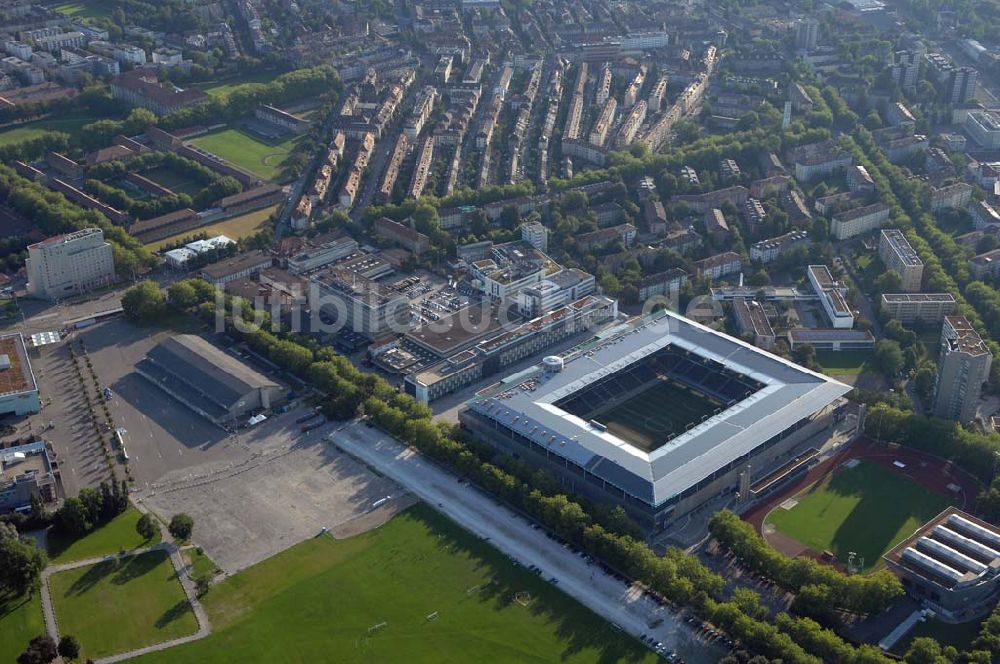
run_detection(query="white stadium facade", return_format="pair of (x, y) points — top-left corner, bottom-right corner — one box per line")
(459, 310), (851, 534)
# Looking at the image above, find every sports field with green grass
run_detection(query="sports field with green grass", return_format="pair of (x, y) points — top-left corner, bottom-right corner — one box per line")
(0, 591), (43, 664)
(0, 114), (97, 147)
(131, 505), (657, 664)
(189, 128), (300, 181)
(48, 507), (161, 564)
(597, 379), (722, 452)
(196, 73), (279, 98)
(49, 549), (197, 660)
(52, 0), (112, 20)
(765, 460), (952, 570)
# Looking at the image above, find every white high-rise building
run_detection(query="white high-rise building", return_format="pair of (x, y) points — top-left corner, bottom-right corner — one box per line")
(795, 19), (818, 51)
(26, 229), (115, 300)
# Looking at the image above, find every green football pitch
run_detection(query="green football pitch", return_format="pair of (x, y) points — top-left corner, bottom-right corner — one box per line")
(765, 460), (952, 570)
(598, 379), (722, 452)
(130, 505), (661, 664)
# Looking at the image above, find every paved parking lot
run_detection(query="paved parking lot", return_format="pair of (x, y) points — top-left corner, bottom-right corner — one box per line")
(136, 420), (408, 573)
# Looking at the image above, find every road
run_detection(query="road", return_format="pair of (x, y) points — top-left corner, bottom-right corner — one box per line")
(329, 421), (726, 663)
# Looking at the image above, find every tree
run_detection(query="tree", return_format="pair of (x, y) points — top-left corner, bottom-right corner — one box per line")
(0, 536), (48, 596)
(904, 637), (948, 664)
(873, 270), (902, 295)
(57, 635), (80, 661)
(792, 343), (817, 369)
(17, 635), (57, 664)
(136, 513), (157, 541)
(168, 513), (194, 541)
(167, 281), (198, 310)
(121, 280), (166, 323)
(873, 339), (904, 377)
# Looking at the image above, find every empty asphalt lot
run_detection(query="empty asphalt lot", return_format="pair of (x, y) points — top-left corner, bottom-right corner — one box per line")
(135, 418), (409, 573)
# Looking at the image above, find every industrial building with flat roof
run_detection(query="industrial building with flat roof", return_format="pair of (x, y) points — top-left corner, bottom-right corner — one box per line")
(137, 335), (282, 425)
(459, 309), (850, 532)
(885, 508), (1000, 622)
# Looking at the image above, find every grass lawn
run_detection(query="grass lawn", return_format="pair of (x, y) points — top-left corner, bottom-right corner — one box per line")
(147, 204), (277, 251)
(48, 507), (161, 564)
(0, 113), (97, 147)
(891, 616), (984, 654)
(49, 549), (198, 660)
(196, 72), (280, 98)
(52, 0), (112, 19)
(0, 591), (43, 663)
(765, 460), (953, 571)
(131, 505), (658, 664)
(142, 166), (203, 197)
(184, 547), (220, 581)
(189, 128), (300, 181)
(815, 350), (874, 376)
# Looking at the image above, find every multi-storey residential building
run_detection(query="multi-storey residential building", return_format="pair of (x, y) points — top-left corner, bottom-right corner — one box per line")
(788, 140), (853, 182)
(971, 200), (1000, 230)
(576, 224), (636, 251)
(595, 63), (612, 106)
(794, 19), (818, 51)
(964, 111), (1000, 150)
(890, 50), (920, 90)
(879, 229), (924, 292)
(969, 247), (1000, 281)
(588, 97), (617, 147)
(694, 252), (743, 280)
(830, 202), (891, 240)
(880, 293), (956, 324)
(520, 221), (549, 253)
(750, 230), (809, 263)
(930, 183), (973, 212)
(720, 158), (741, 182)
(614, 100), (646, 148)
(26, 229), (114, 300)
(933, 316), (992, 424)
(847, 165), (875, 193)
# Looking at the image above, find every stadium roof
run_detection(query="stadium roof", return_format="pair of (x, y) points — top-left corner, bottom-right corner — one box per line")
(466, 310), (850, 508)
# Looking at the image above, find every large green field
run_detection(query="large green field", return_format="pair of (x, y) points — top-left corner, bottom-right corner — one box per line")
(132, 506), (658, 664)
(0, 591), (43, 664)
(49, 549), (198, 660)
(196, 73), (280, 98)
(0, 114), (97, 147)
(48, 507), (161, 564)
(189, 128), (301, 181)
(51, 0), (112, 19)
(765, 460), (952, 570)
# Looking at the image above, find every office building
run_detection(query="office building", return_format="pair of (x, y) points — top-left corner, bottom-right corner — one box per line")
(26, 229), (114, 300)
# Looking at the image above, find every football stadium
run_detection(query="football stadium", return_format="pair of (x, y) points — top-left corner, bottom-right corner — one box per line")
(459, 310), (852, 533)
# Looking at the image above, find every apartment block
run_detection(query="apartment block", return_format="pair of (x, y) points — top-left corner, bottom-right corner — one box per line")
(933, 316), (992, 424)
(878, 229), (923, 292)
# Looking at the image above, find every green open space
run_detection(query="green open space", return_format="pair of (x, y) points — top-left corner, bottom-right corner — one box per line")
(142, 166), (204, 197)
(0, 591), (43, 664)
(815, 350), (874, 376)
(48, 507), (161, 564)
(890, 616), (984, 655)
(765, 460), (952, 571)
(51, 0), (113, 20)
(189, 128), (301, 181)
(196, 72), (280, 98)
(185, 547), (220, 581)
(131, 505), (656, 664)
(0, 114), (98, 147)
(147, 204), (277, 251)
(49, 549), (197, 660)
